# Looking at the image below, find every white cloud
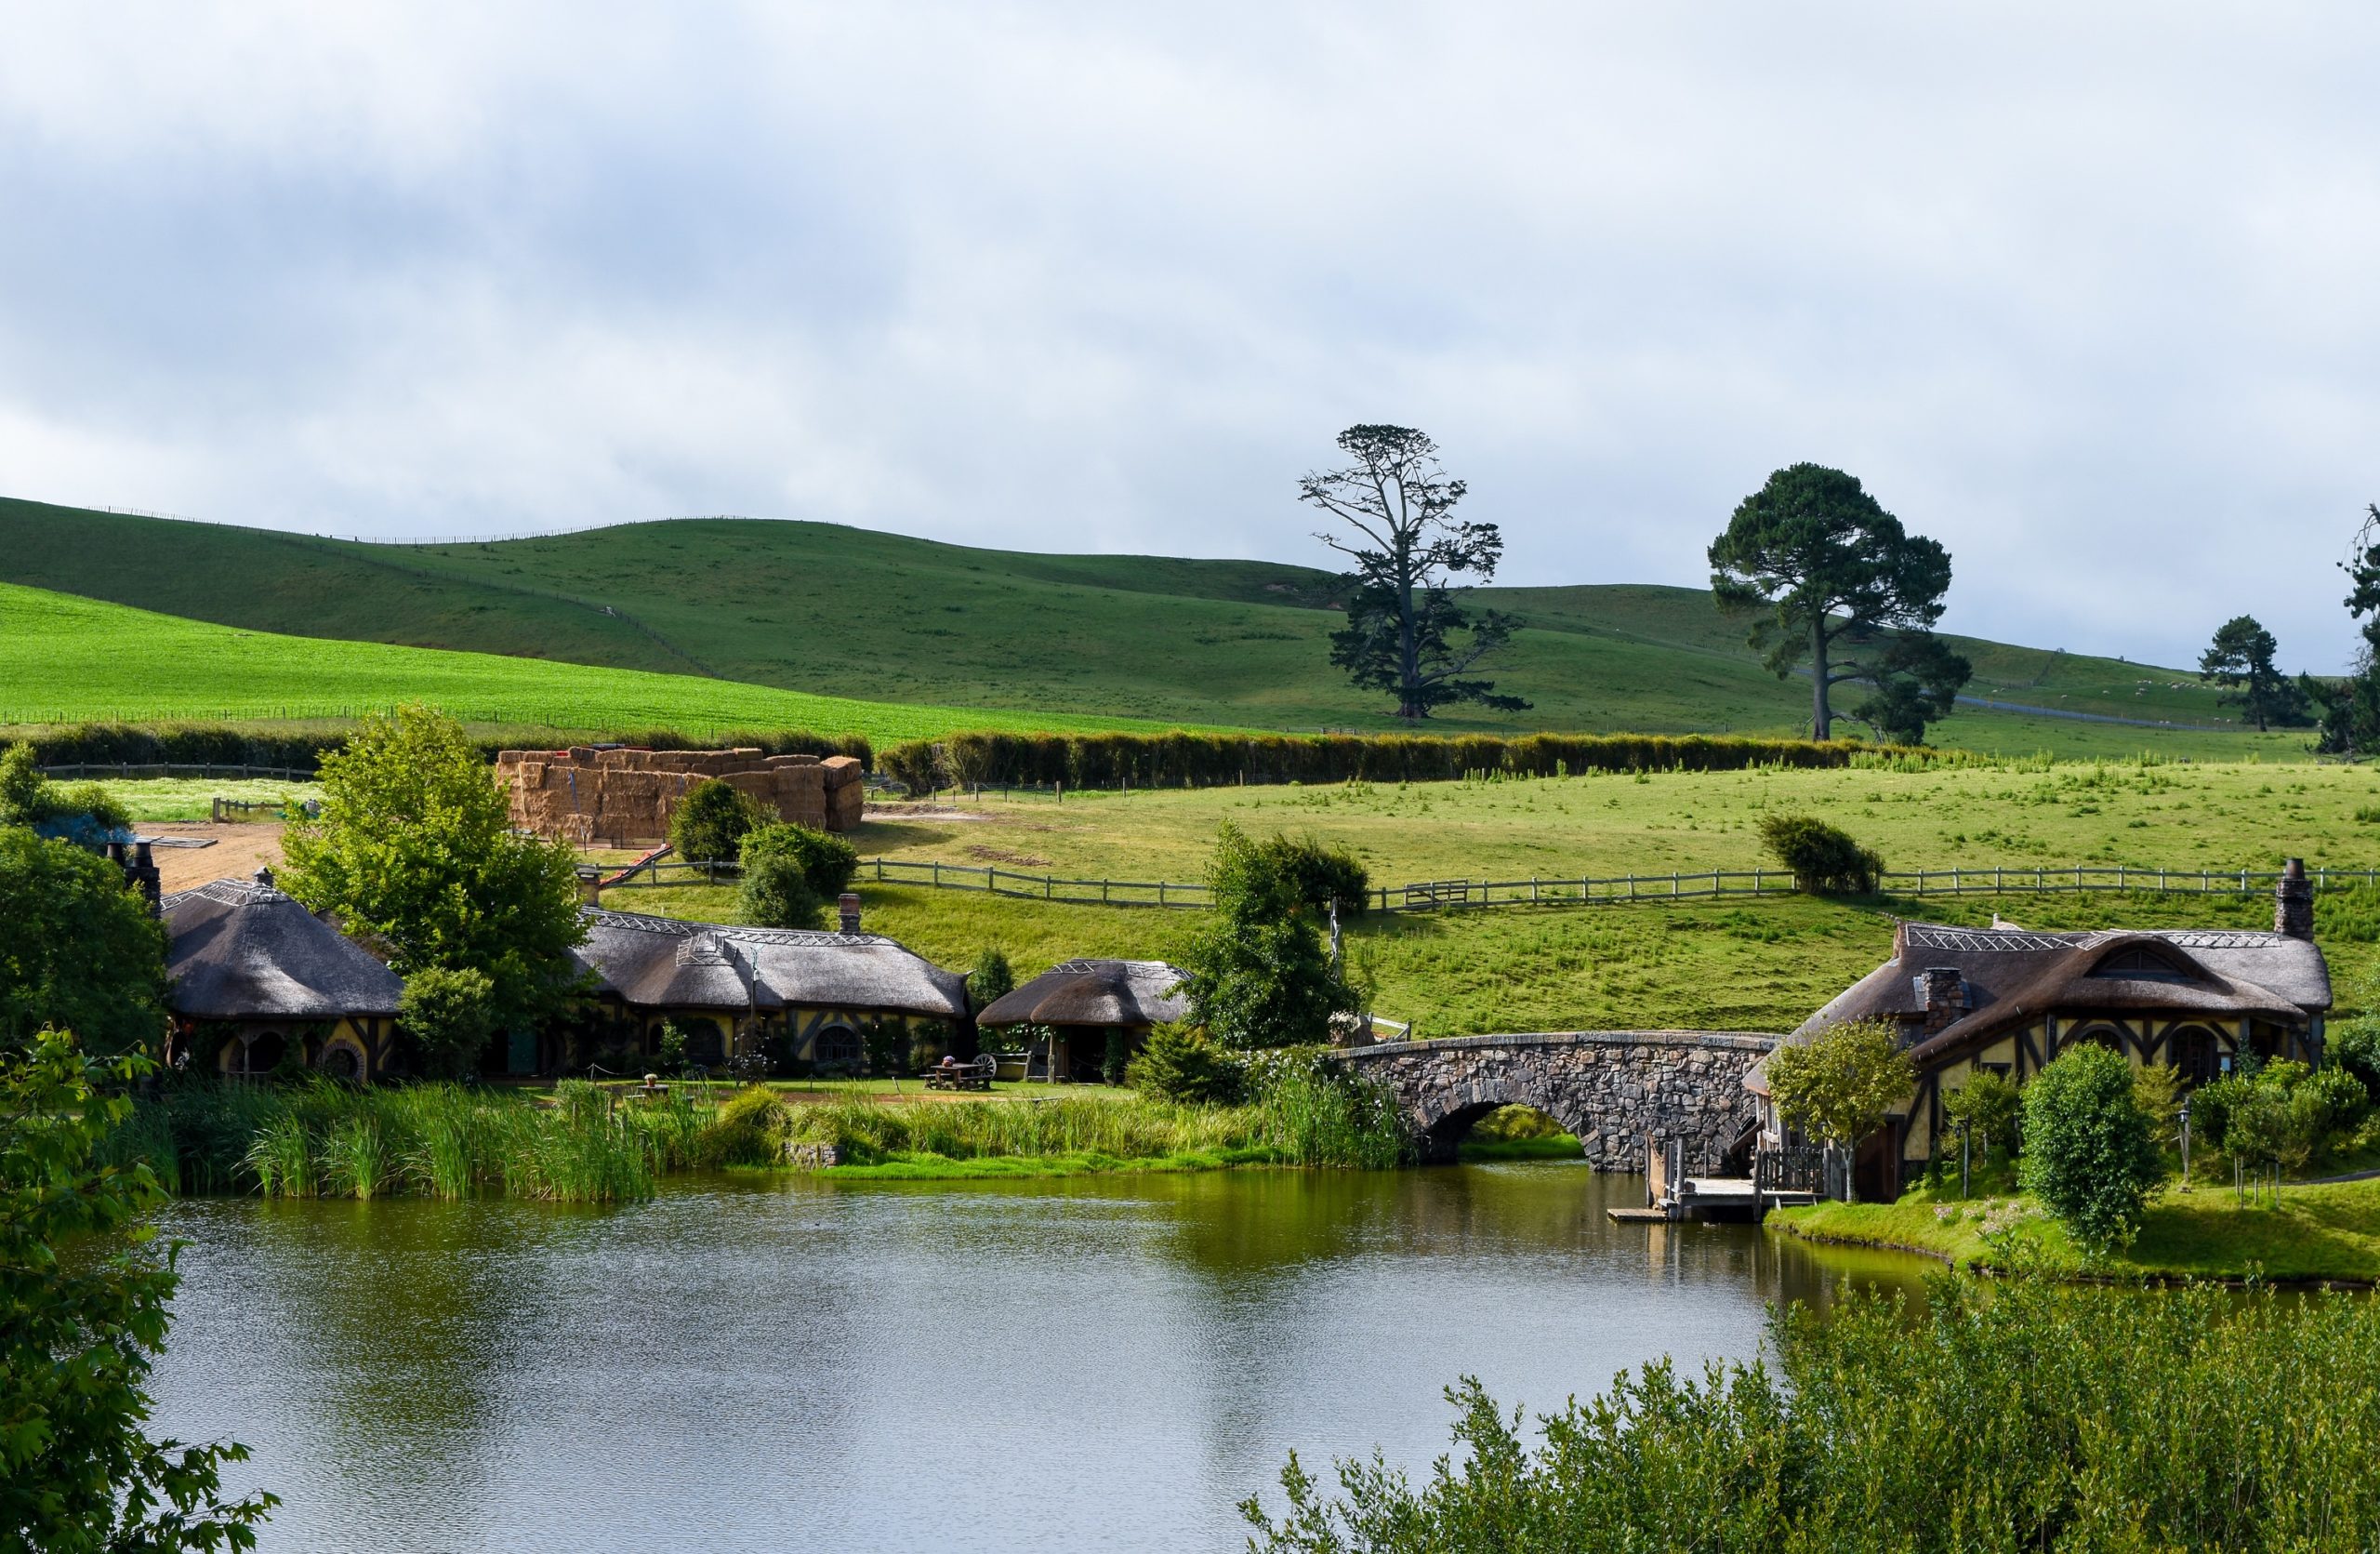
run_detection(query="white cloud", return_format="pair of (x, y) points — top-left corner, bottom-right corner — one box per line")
(2, 1), (2377, 670)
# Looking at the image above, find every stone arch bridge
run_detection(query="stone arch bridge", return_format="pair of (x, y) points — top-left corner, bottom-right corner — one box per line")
(1337, 1030), (1778, 1167)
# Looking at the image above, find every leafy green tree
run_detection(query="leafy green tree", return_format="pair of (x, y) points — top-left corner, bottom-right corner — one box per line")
(668, 778), (772, 869)
(276, 706), (585, 1034)
(2311, 505), (2380, 754)
(1127, 1023), (1249, 1106)
(0, 829), (167, 1059)
(0, 741), (131, 841)
(971, 947), (1015, 1011)
(1847, 631), (1973, 746)
(2329, 1015), (2380, 1102)
(1763, 1018), (1913, 1199)
(1182, 822), (1359, 1050)
(1755, 814), (1884, 895)
(1302, 424), (1528, 719)
(398, 966), (497, 1080)
(1940, 1067), (2022, 1156)
(2, 1031), (277, 1549)
(2199, 615), (2309, 732)
(1708, 463), (1962, 741)
(1259, 833), (1371, 919)
(2019, 1044), (2164, 1252)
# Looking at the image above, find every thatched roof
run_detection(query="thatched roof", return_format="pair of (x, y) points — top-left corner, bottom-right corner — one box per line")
(573, 909), (966, 1019)
(1746, 920), (2331, 1095)
(162, 875), (403, 1021)
(975, 960), (1190, 1028)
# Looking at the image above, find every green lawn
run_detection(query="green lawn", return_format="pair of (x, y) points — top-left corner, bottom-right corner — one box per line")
(104, 777), (321, 822)
(847, 757), (2380, 887)
(0, 498), (2296, 758)
(1773, 1177), (2380, 1283)
(0, 580), (1231, 743)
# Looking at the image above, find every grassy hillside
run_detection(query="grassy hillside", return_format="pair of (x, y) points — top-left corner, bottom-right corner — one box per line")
(0, 581), (1223, 743)
(0, 498), (2281, 757)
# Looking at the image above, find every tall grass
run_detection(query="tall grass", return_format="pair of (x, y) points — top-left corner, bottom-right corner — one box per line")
(111, 1078), (664, 1203)
(1249, 1051), (1412, 1169)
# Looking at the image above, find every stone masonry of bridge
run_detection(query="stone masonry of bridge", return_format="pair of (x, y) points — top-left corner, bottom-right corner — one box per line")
(1338, 1030), (1779, 1167)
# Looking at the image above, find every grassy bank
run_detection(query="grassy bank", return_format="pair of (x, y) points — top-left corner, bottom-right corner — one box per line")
(1770, 1175), (2380, 1282)
(102, 1063), (1413, 1198)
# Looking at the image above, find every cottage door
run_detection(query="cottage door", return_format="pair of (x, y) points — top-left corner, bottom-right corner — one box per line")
(507, 1029), (539, 1076)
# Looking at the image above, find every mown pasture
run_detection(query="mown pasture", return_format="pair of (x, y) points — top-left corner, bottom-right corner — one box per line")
(0, 580), (1224, 744)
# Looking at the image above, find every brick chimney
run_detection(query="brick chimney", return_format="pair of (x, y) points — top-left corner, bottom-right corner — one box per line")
(2275, 857), (2314, 940)
(838, 892), (862, 934)
(1913, 966), (1966, 1033)
(111, 840), (162, 917)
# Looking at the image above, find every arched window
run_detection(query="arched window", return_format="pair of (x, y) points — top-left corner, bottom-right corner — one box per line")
(814, 1024), (860, 1067)
(2091, 946), (2200, 983)
(2063, 1024), (2127, 1057)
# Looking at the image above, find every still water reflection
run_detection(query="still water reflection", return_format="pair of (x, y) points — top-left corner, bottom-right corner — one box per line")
(150, 1163), (1924, 1553)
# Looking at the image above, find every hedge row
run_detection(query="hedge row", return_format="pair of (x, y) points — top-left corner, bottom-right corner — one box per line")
(14, 722), (871, 773)
(879, 730), (1944, 791)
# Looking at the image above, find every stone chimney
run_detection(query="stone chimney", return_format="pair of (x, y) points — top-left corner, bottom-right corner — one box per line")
(1913, 967), (1966, 1034)
(2276, 857), (2314, 940)
(838, 892), (863, 934)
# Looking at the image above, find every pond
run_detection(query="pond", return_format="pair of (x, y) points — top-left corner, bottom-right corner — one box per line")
(150, 1164), (1925, 1552)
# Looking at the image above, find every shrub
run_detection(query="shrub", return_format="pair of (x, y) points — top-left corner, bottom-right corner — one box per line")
(654, 1021), (690, 1076)
(1756, 814), (1884, 895)
(2330, 1017), (2380, 1102)
(2307, 1063), (2371, 1136)
(1248, 1048), (1410, 1168)
(1939, 1067), (2022, 1156)
(2019, 1044), (2164, 1252)
(736, 832), (823, 930)
(668, 777), (771, 869)
(399, 965), (497, 1080)
(2134, 1061), (2183, 1149)
(699, 1084), (794, 1167)
(1127, 1024), (1249, 1106)
(0, 826), (170, 1059)
(1244, 1273), (2380, 1551)
(1262, 832), (1371, 918)
(1181, 822), (1360, 1050)
(971, 947), (1015, 1013)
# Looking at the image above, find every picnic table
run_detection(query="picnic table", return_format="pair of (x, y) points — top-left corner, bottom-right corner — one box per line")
(922, 1055), (998, 1092)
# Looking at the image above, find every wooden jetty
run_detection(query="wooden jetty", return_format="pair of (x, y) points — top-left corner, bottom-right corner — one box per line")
(1608, 1136), (1827, 1224)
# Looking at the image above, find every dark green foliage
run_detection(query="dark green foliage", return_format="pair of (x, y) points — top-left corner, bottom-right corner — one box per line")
(1245, 1273), (2380, 1552)
(1182, 823), (1360, 1050)
(2199, 614), (2310, 732)
(0, 828), (168, 1058)
(735, 826), (826, 931)
(1708, 462), (1958, 741)
(398, 966), (497, 1080)
(1846, 631), (1972, 746)
(2330, 1016), (2380, 1101)
(1102, 1029), (1131, 1085)
(278, 706), (587, 1033)
(3, 1033), (277, 1549)
(1261, 833), (1370, 919)
(668, 777), (772, 868)
(1754, 813), (1884, 895)
(882, 728), (1933, 794)
(970, 947), (1015, 1012)
(1302, 424), (1527, 718)
(0, 740), (133, 841)
(7, 721), (869, 773)
(1127, 1023), (1250, 1106)
(2019, 1044), (2164, 1252)
(654, 1021), (690, 1076)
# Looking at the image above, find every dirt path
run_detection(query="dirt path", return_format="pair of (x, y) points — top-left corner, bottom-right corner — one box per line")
(144, 821), (284, 893)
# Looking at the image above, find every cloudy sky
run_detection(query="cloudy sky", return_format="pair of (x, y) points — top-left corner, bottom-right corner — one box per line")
(3, 4), (2375, 670)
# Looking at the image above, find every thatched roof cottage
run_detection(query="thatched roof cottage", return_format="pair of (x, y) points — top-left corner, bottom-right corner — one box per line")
(975, 959), (1191, 1082)
(564, 906), (969, 1073)
(164, 870), (404, 1080)
(1749, 861), (2332, 1198)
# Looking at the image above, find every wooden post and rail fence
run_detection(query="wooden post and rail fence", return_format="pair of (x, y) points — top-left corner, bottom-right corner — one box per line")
(582, 856), (2380, 913)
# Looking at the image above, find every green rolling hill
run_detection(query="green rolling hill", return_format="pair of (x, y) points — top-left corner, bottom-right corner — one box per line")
(0, 497), (2281, 756)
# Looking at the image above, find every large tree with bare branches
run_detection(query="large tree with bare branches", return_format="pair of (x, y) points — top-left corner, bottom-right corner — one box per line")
(1301, 424), (1527, 719)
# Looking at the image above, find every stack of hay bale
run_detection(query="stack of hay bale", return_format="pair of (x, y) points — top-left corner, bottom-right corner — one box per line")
(495, 748), (866, 846)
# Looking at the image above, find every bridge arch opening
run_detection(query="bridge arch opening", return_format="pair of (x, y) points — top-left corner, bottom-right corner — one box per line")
(1417, 1088), (1590, 1163)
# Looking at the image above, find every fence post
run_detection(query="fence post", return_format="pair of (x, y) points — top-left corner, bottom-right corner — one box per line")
(1158, 882), (1167, 906)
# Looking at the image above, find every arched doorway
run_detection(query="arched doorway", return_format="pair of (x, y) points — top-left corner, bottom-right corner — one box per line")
(2171, 1024), (2222, 1087)
(813, 1023), (860, 1069)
